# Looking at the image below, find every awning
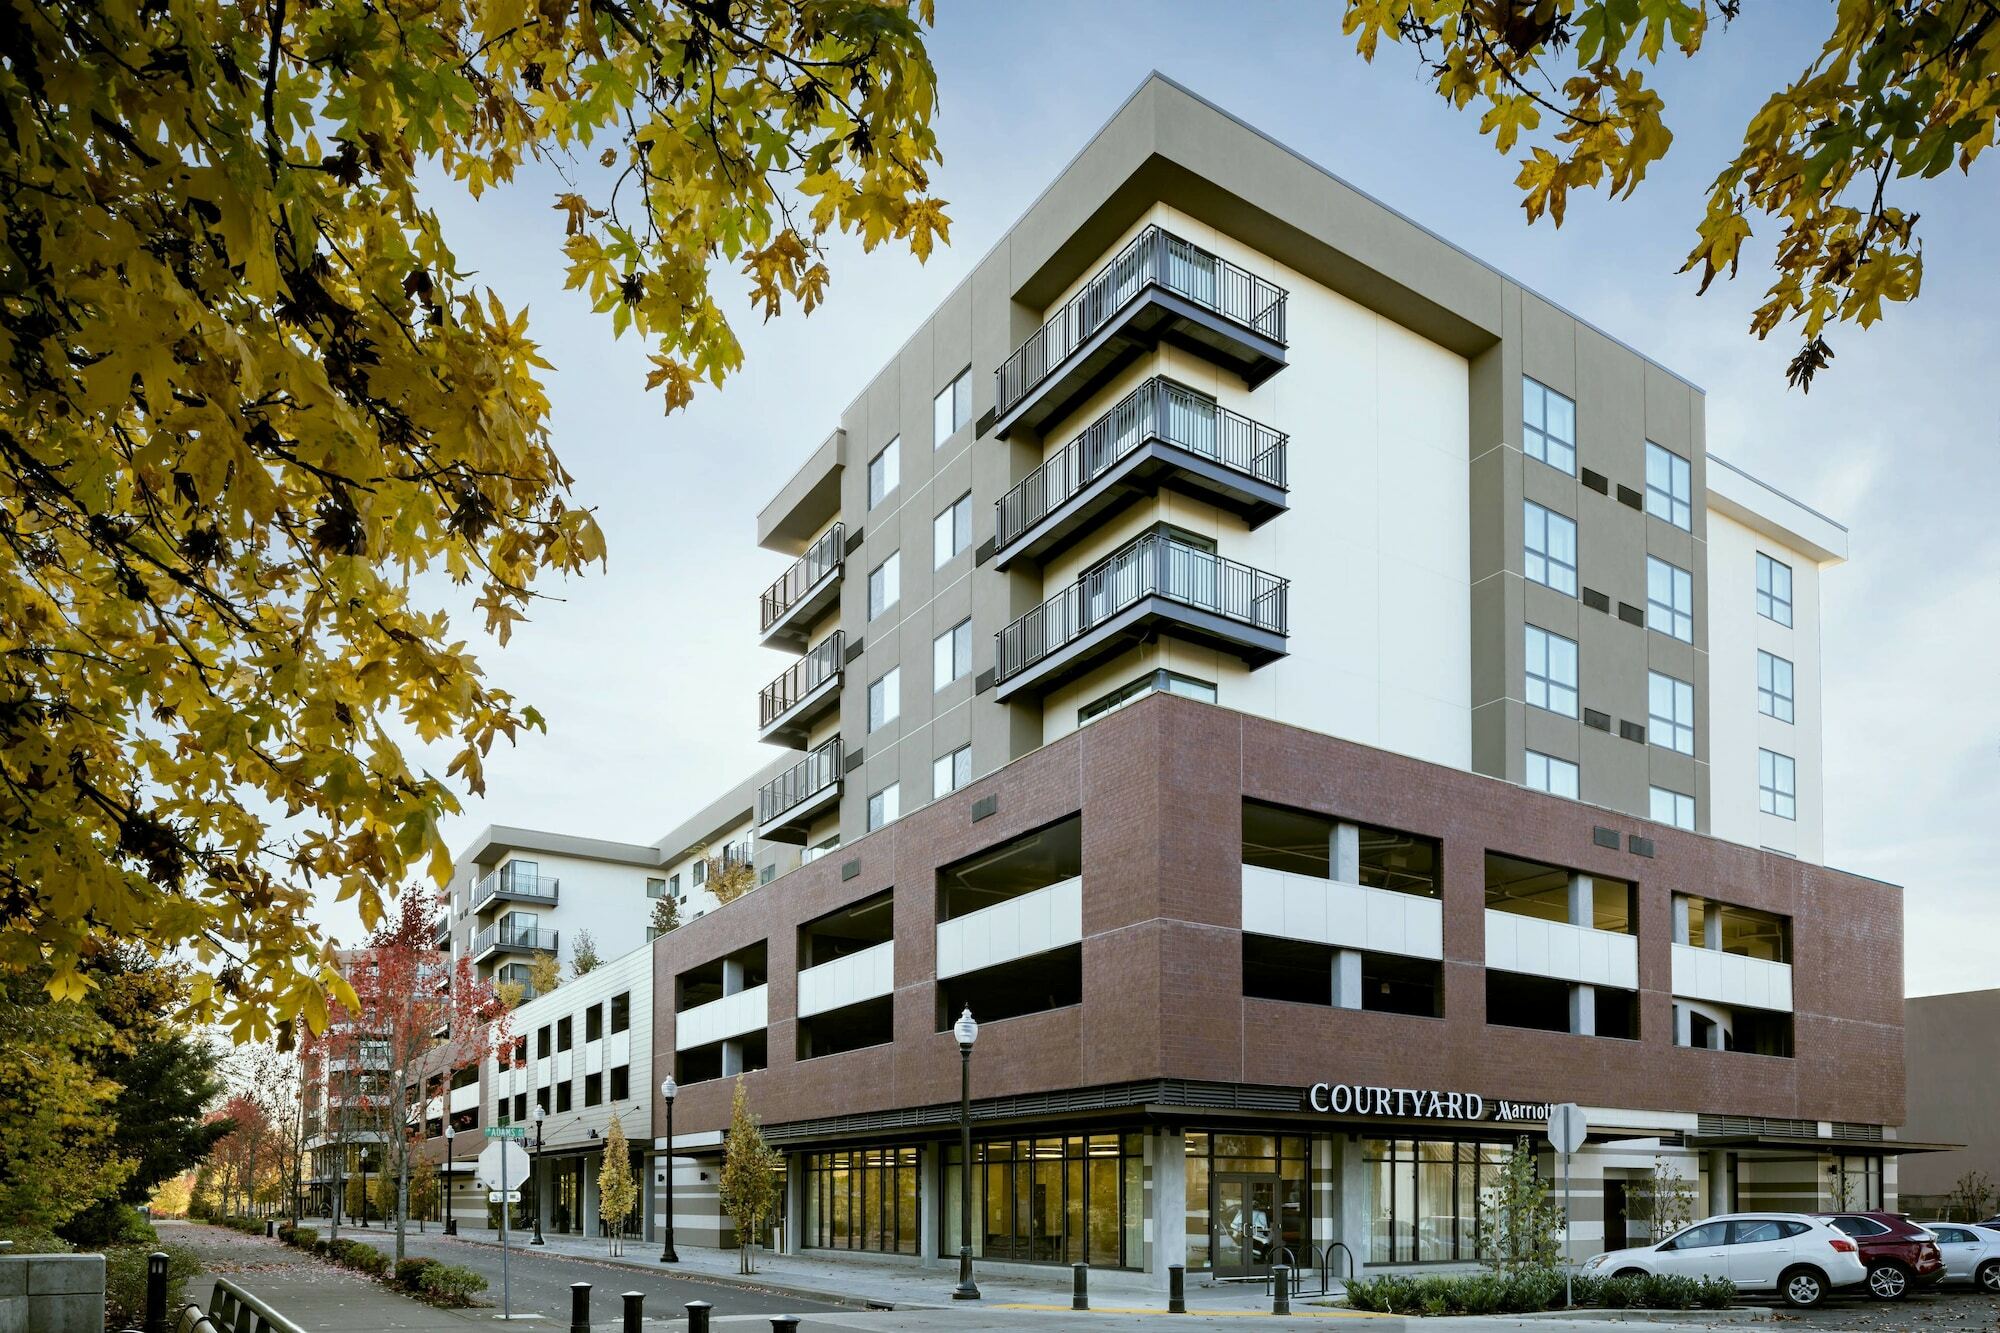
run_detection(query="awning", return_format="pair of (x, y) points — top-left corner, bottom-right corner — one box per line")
(1688, 1134), (1962, 1156)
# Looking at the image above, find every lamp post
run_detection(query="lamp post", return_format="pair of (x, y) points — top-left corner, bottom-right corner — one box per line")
(952, 1007), (980, 1301)
(658, 1076), (680, 1262)
(443, 1122), (457, 1235)
(530, 1104), (547, 1246)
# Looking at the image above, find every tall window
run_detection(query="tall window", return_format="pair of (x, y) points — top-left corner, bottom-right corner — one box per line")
(1366, 1139), (1515, 1264)
(1522, 376), (1576, 474)
(867, 783), (900, 832)
(1759, 749), (1796, 819)
(867, 551), (900, 619)
(867, 667), (901, 732)
(867, 436), (899, 509)
(940, 1133), (1146, 1270)
(933, 369), (972, 447)
(1524, 750), (1579, 800)
(933, 745), (972, 799)
(1650, 787), (1695, 830)
(1646, 556), (1693, 642)
(692, 858), (706, 887)
(1524, 626), (1578, 717)
(556, 1016), (572, 1051)
(1756, 552), (1793, 626)
(1648, 671), (1695, 754)
(1523, 501), (1577, 595)
(1758, 650), (1795, 722)
(803, 1147), (921, 1256)
(610, 992), (630, 1033)
(933, 619), (971, 691)
(933, 492), (972, 567)
(1645, 442), (1692, 529)
(585, 1002), (602, 1042)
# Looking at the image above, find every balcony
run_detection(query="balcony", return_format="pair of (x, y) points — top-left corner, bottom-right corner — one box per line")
(758, 631), (844, 747)
(992, 225), (1288, 440)
(993, 535), (1288, 701)
(757, 739), (843, 843)
(993, 378), (1287, 570)
(471, 923), (558, 963)
(472, 864), (560, 914)
(759, 522), (844, 651)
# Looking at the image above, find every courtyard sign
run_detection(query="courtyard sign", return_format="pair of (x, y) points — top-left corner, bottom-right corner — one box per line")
(1305, 1083), (1561, 1124)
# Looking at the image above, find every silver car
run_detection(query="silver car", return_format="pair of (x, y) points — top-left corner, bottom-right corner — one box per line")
(1919, 1221), (2000, 1292)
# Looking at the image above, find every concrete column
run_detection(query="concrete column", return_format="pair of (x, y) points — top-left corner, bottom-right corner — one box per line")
(1706, 1016), (1725, 1051)
(918, 1142), (940, 1263)
(1567, 874), (1594, 927)
(1151, 1129), (1187, 1289)
(1331, 823), (1360, 883)
(722, 957), (745, 996)
(1568, 874), (1596, 1035)
(722, 1040), (743, 1076)
(1332, 951), (1363, 1010)
(1702, 910), (1721, 951)
(1569, 984), (1597, 1037)
(1334, 1136), (1370, 1273)
(582, 1152), (599, 1239)
(786, 1153), (806, 1257)
(1311, 1135), (1336, 1251)
(1673, 1002), (1692, 1047)
(1704, 1150), (1731, 1215)
(1670, 894), (1690, 944)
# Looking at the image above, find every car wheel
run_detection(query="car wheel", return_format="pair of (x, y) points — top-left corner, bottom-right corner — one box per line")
(1866, 1261), (1910, 1301)
(1781, 1266), (1827, 1309)
(1614, 1268), (1647, 1279)
(1977, 1260), (2000, 1294)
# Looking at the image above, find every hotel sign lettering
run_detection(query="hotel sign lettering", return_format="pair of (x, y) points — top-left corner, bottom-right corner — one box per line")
(1306, 1083), (1554, 1124)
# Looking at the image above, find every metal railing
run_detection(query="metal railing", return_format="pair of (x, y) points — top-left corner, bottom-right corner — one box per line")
(759, 631), (844, 729)
(169, 1274), (307, 1333)
(760, 522), (844, 632)
(470, 923), (558, 955)
(994, 225), (1289, 418)
(994, 535), (1288, 684)
(471, 864), (560, 912)
(995, 377), (1286, 549)
(757, 739), (843, 826)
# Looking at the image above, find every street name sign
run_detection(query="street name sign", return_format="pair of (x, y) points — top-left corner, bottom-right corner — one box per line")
(486, 1125), (526, 1140)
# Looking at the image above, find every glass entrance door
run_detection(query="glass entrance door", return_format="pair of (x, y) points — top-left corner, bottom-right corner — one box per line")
(1213, 1175), (1278, 1278)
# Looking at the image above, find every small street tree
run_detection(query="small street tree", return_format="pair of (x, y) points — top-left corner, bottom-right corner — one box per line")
(717, 1080), (782, 1274)
(1948, 1170), (1996, 1222)
(570, 931), (602, 978)
(1479, 1137), (1563, 1272)
(598, 1115), (638, 1256)
(1629, 1155), (1699, 1243)
(407, 1153), (439, 1233)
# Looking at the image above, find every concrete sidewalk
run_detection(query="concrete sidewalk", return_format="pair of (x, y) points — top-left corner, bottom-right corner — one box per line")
(166, 1221), (482, 1330)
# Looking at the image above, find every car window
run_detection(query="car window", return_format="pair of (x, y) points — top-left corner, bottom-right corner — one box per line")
(1731, 1220), (1784, 1245)
(1779, 1220), (1812, 1238)
(1668, 1222), (1730, 1250)
(1831, 1216), (1889, 1237)
(1933, 1227), (1970, 1244)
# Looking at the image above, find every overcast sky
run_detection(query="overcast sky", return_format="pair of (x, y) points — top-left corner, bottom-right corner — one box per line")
(323, 3), (1998, 998)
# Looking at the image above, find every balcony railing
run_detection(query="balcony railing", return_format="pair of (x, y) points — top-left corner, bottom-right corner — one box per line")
(760, 522), (844, 635)
(995, 377), (1287, 554)
(759, 631), (844, 731)
(994, 225), (1288, 423)
(471, 923), (558, 956)
(758, 738), (843, 828)
(472, 864), (560, 912)
(995, 535), (1288, 685)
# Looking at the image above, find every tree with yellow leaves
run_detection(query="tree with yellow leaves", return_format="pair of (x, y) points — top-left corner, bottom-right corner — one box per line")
(0, 0), (947, 1040)
(597, 1114), (638, 1256)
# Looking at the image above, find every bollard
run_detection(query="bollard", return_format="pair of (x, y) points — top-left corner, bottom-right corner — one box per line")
(1072, 1262), (1089, 1311)
(265, 1220), (276, 1238)
(621, 1291), (644, 1333)
(569, 1281), (591, 1333)
(1271, 1264), (1291, 1316)
(1167, 1263), (1186, 1314)
(143, 1251), (169, 1333)
(770, 1319), (802, 1332)
(685, 1299), (713, 1333)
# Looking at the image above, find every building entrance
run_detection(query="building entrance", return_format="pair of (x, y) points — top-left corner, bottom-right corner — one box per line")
(1213, 1174), (1280, 1278)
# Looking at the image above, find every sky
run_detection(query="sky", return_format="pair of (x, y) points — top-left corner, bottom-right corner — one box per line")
(323, 3), (1999, 998)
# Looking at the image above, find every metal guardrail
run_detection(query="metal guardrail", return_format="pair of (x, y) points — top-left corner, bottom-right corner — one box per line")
(471, 866), (560, 912)
(470, 923), (559, 955)
(760, 522), (844, 632)
(758, 631), (844, 729)
(994, 224), (1288, 418)
(757, 739), (843, 826)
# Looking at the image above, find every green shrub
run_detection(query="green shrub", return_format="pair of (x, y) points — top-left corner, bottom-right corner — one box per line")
(394, 1257), (438, 1291)
(288, 1226), (316, 1249)
(1341, 1266), (1731, 1315)
(1695, 1275), (1735, 1309)
(104, 1243), (201, 1329)
(349, 1244), (388, 1277)
(312, 1238), (330, 1258)
(0, 1225), (72, 1255)
(417, 1263), (487, 1308)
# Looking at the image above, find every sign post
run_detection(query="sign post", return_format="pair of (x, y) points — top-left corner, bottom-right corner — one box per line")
(477, 1138), (532, 1320)
(1545, 1103), (1589, 1309)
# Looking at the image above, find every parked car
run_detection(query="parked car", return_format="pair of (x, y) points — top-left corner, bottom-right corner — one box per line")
(1814, 1212), (1945, 1300)
(1583, 1212), (1866, 1308)
(1918, 1221), (2000, 1293)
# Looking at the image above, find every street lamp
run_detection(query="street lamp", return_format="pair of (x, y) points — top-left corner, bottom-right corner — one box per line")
(658, 1076), (680, 1263)
(443, 1122), (457, 1236)
(529, 1104), (547, 1246)
(952, 1006), (980, 1301)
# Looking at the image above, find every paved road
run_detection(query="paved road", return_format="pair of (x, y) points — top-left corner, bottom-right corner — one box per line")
(1770, 1286), (2000, 1331)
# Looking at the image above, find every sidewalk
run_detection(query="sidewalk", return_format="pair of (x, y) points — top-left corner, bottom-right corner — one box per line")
(296, 1216), (1335, 1316)
(167, 1221), (482, 1331)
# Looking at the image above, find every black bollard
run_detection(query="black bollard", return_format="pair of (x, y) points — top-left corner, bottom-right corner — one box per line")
(143, 1251), (169, 1333)
(770, 1319), (802, 1332)
(569, 1281), (591, 1333)
(621, 1291), (644, 1333)
(1167, 1263), (1186, 1314)
(1272, 1264), (1291, 1315)
(685, 1299), (713, 1333)
(1072, 1262), (1089, 1311)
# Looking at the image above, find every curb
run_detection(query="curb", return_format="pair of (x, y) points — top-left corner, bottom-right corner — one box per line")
(1494, 1309), (1774, 1323)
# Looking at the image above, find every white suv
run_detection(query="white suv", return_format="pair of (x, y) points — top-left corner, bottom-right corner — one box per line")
(1583, 1212), (1867, 1308)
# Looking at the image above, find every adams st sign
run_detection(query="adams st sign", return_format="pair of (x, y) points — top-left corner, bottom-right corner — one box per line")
(1306, 1081), (1555, 1124)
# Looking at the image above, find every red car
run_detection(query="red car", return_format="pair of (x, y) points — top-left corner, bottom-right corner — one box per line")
(1815, 1212), (1945, 1300)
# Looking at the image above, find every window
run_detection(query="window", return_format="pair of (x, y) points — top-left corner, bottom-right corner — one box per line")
(805, 1146), (923, 1256)
(1365, 1138), (1515, 1264)
(535, 1086), (550, 1113)
(609, 1065), (629, 1101)
(939, 1133), (1148, 1267)
(1524, 626), (1578, 717)
(867, 666), (901, 731)
(1648, 671), (1695, 754)
(933, 492), (972, 568)
(867, 783), (900, 832)
(1078, 670), (1217, 726)
(1646, 556), (1693, 642)
(1645, 442), (1692, 529)
(1524, 750), (1579, 800)
(1522, 376), (1576, 474)
(556, 1016), (572, 1051)
(1650, 787), (1695, 830)
(584, 1072), (602, 1107)
(933, 368), (971, 447)
(933, 745), (971, 799)
(669, 871), (681, 900)
(932, 619), (971, 690)
(867, 551), (900, 619)
(1758, 650), (1794, 723)
(1756, 552), (1793, 626)
(1667, 1221), (1730, 1250)
(610, 992), (630, 1034)
(867, 436), (899, 508)
(585, 1003), (603, 1042)
(535, 1025), (550, 1059)
(513, 1092), (526, 1124)
(556, 1080), (572, 1113)
(1523, 501), (1577, 595)
(1758, 749), (1796, 820)
(645, 876), (666, 899)
(691, 859), (706, 888)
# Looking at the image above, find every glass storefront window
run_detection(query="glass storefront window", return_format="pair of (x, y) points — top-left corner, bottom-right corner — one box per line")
(944, 1132), (1144, 1269)
(1185, 1131), (1309, 1276)
(802, 1147), (919, 1255)
(1365, 1138), (1515, 1265)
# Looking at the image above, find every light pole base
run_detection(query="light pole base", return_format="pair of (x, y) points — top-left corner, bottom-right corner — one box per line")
(444, 1220), (457, 1236)
(952, 1285), (981, 1301)
(953, 1247), (980, 1300)
(659, 1247), (679, 1263)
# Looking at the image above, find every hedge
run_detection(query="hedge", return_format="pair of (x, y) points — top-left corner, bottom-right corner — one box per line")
(417, 1263), (487, 1308)
(105, 1243), (201, 1329)
(1344, 1268), (1736, 1315)
(393, 1257), (437, 1291)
